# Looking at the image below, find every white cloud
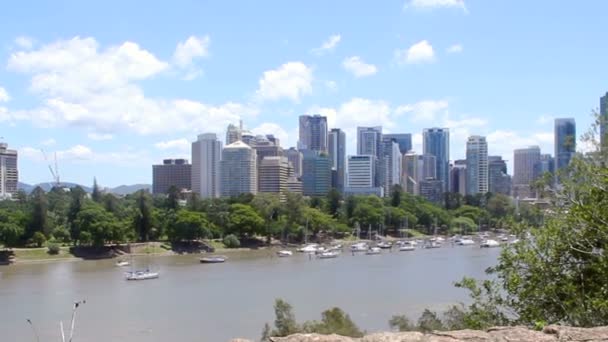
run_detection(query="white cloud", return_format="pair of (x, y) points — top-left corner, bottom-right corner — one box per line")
(325, 80), (338, 91)
(0, 87), (9, 102)
(15, 36), (34, 49)
(395, 99), (448, 122)
(412, 133), (423, 153)
(20, 144), (152, 166)
(173, 35), (210, 68)
(5, 37), (257, 136)
(405, 0), (467, 12)
(256, 62), (313, 102)
(446, 44), (463, 54)
(155, 138), (190, 151)
(536, 114), (554, 125)
(342, 56), (378, 78)
(41, 138), (56, 146)
(395, 40), (435, 65)
(87, 133), (113, 141)
(312, 34), (341, 55)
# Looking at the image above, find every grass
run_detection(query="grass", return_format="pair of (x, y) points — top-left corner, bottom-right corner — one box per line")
(13, 247), (76, 261)
(207, 240), (227, 250)
(399, 229), (428, 238)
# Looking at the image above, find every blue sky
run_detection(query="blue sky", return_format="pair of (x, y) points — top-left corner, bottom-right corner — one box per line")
(0, 0), (606, 187)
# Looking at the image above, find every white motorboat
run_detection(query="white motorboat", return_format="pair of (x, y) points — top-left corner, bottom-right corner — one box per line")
(366, 247), (382, 255)
(377, 241), (392, 249)
(317, 251), (339, 259)
(277, 250), (293, 257)
(115, 260), (130, 267)
(350, 242), (368, 252)
(125, 270), (159, 281)
(200, 256), (227, 263)
(424, 241), (442, 249)
(297, 244), (319, 253)
(480, 239), (500, 248)
(328, 244), (343, 251)
(500, 236), (509, 242)
(399, 242), (415, 251)
(457, 238), (475, 246)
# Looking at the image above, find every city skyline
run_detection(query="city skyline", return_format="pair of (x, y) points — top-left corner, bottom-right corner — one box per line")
(1, 1), (606, 187)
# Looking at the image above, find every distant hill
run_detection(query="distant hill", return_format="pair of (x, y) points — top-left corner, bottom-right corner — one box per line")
(17, 182), (151, 195)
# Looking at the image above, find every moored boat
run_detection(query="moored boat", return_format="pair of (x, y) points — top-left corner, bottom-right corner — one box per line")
(277, 250), (293, 257)
(366, 247), (382, 255)
(399, 242), (415, 251)
(424, 241), (442, 249)
(115, 260), (130, 267)
(350, 242), (368, 252)
(480, 239), (500, 248)
(200, 256), (227, 263)
(377, 241), (392, 249)
(125, 270), (159, 281)
(317, 251), (339, 259)
(457, 238), (475, 246)
(297, 244), (319, 253)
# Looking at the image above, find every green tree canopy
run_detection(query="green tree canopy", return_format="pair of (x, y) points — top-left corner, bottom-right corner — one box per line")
(227, 203), (264, 237)
(166, 210), (211, 242)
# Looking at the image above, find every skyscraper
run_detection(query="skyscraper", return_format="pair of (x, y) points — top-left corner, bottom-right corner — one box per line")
(357, 126), (382, 157)
(226, 122), (242, 145)
(419, 154), (437, 180)
(152, 159), (192, 195)
(450, 160), (467, 196)
(345, 155), (383, 197)
(538, 154), (555, 176)
(251, 135), (283, 172)
(382, 133), (412, 154)
(379, 137), (402, 195)
(601, 92), (608, 151)
(423, 128), (450, 192)
(328, 128), (346, 191)
(419, 178), (443, 204)
(285, 147), (303, 178)
(301, 150), (331, 197)
(258, 156), (290, 201)
(191, 133), (222, 198)
(220, 141), (257, 197)
(488, 156), (511, 196)
(0, 143), (18, 199)
(298, 115), (328, 152)
(513, 146), (541, 198)
(466, 135), (489, 195)
(402, 151), (419, 195)
(554, 118), (576, 175)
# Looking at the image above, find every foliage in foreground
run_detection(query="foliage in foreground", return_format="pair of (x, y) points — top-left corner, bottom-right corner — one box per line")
(261, 299), (364, 341)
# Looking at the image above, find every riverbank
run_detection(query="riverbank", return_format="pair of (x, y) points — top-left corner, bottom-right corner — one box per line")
(233, 325), (608, 341)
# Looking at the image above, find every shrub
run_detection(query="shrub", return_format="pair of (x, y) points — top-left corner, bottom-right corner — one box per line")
(47, 243), (61, 255)
(32, 232), (47, 248)
(52, 226), (71, 243)
(223, 234), (241, 248)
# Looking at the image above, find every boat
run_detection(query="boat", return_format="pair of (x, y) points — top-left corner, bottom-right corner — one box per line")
(350, 242), (368, 252)
(200, 255), (227, 263)
(499, 236), (509, 242)
(480, 239), (500, 248)
(125, 269), (159, 281)
(297, 244), (319, 253)
(277, 250), (293, 257)
(366, 247), (382, 255)
(377, 241), (392, 249)
(115, 260), (130, 267)
(399, 241), (415, 251)
(457, 238), (475, 246)
(424, 241), (442, 249)
(314, 247), (328, 254)
(328, 244), (343, 251)
(317, 251), (339, 259)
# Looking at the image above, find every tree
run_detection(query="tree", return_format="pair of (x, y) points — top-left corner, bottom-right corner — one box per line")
(29, 187), (50, 238)
(166, 185), (180, 210)
(251, 193), (282, 242)
(325, 188), (342, 217)
(91, 177), (102, 203)
(227, 203), (264, 237)
(74, 204), (124, 247)
(68, 186), (87, 241)
(133, 190), (153, 242)
(270, 299), (299, 337)
(390, 184), (403, 207)
(302, 307), (364, 337)
(486, 194), (513, 219)
(32, 231), (47, 247)
(388, 315), (414, 332)
(451, 217), (477, 234)
(166, 210), (210, 242)
(0, 222), (23, 247)
(417, 309), (444, 332)
(222, 234), (240, 248)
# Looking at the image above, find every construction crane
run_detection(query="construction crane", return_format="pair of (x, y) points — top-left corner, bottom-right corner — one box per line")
(40, 148), (61, 187)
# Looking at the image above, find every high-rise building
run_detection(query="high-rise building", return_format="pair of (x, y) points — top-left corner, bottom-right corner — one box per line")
(357, 126), (383, 158)
(419, 178), (443, 204)
(423, 128), (450, 193)
(220, 141), (257, 197)
(466, 135), (489, 195)
(402, 151), (418, 195)
(251, 135), (283, 173)
(152, 159), (192, 195)
(554, 118), (576, 175)
(538, 154), (555, 177)
(301, 150), (331, 197)
(450, 160), (467, 196)
(191, 133), (222, 198)
(383, 133), (412, 154)
(328, 128), (346, 191)
(419, 154), (437, 180)
(488, 156), (511, 196)
(298, 115), (328, 152)
(258, 156), (290, 201)
(286, 176), (303, 195)
(345, 155), (383, 197)
(0, 143), (18, 199)
(379, 137), (402, 195)
(285, 147), (303, 178)
(226, 122), (242, 145)
(513, 146), (541, 198)
(601, 92), (608, 151)
(241, 130), (255, 146)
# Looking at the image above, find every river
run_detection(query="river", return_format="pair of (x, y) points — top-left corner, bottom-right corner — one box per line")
(0, 245), (500, 342)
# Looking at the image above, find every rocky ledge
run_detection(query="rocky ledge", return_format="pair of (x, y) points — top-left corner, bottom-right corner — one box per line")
(230, 325), (608, 342)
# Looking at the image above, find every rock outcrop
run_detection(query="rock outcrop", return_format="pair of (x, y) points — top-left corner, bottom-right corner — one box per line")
(230, 325), (608, 342)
